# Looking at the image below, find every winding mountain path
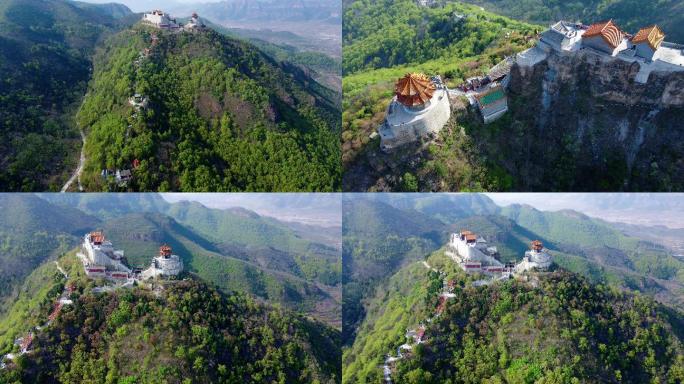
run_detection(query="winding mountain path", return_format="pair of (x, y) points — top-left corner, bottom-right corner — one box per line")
(55, 261), (68, 279)
(383, 259), (510, 382)
(61, 128), (86, 192)
(1, 261), (72, 369)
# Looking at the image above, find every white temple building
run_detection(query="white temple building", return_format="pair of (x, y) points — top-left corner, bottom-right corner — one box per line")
(515, 240), (553, 273)
(445, 230), (504, 273)
(539, 21), (586, 53)
(142, 10), (179, 30)
(81, 231), (130, 279)
(142, 245), (183, 279)
(184, 13), (206, 32)
(522, 19), (684, 84)
(378, 73), (451, 152)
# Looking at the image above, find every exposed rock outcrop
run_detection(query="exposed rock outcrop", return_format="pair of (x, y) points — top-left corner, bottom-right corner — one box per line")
(478, 49), (684, 191)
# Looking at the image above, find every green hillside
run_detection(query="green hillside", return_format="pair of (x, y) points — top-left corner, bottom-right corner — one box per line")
(458, 0), (684, 43)
(342, 0), (540, 190)
(0, 252), (341, 384)
(98, 212), (341, 327)
(343, 250), (684, 383)
(342, 197), (448, 344)
(78, 23), (341, 192)
(0, 251), (79, 355)
(0, 0), (133, 191)
(342, 194), (684, 348)
(0, 195), (98, 316)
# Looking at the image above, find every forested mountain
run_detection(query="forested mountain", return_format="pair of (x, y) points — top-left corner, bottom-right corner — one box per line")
(458, 0), (684, 43)
(342, 194), (684, 347)
(77, 22), (340, 192)
(0, 252), (341, 383)
(499, 204), (684, 309)
(342, 0), (540, 190)
(0, 195), (97, 316)
(0, 194), (341, 329)
(1, 1), (341, 192)
(342, 197), (449, 344)
(359, 193), (499, 222)
(342, 0), (684, 192)
(343, 249), (684, 383)
(203, 18), (342, 91)
(0, 0), (134, 191)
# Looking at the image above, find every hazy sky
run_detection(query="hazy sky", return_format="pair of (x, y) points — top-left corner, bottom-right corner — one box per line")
(78, 0), (223, 13)
(162, 193), (341, 227)
(486, 193), (684, 228)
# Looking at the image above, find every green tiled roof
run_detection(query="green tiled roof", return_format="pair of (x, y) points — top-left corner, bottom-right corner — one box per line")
(479, 89), (505, 105)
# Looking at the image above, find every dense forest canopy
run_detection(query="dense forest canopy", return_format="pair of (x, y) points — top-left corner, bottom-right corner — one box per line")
(0, 252), (341, 384)
(343, 248), (684, 384)
(78, 25), (341, 192)
(341, 0), (540, 190)
(0, 0), (135, 191)
(457, 0), (684, 43)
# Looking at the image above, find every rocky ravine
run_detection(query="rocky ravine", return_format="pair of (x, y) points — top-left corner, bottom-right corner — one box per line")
(498, 49), (684, 191)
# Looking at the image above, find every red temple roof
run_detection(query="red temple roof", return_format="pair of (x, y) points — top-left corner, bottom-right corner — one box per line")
(632, 25), (665, 51)
(531, 240), (543, 251)
(90, 231), (105, 244)
(395, 73), (436, 107)
(160, 244), (172, 257)
(583, 20), (625, 49)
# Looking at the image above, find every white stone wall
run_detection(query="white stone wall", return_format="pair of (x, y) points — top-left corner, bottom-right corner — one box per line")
(143, 255), (183, 279)
(515, 250), (552, 272)
(449, 235), (503, 267)
(380, 88), (450, 151)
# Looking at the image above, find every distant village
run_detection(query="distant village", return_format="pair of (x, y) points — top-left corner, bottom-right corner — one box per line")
(103, 10), (207, 188)
(383, 233), (553, 383)
(377, 18), (684, 152)
(1, 231), (183, 369)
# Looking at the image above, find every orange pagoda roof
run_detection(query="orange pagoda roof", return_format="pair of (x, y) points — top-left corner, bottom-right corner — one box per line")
(90, 231), (105, 244)
(583, 20), (624, 49)
(395, 73), (436, 107)
(160, 244), (172, 257)
(632, 25), (665, 50)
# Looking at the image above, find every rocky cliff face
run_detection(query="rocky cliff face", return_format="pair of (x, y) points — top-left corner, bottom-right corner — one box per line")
(485, 50), (684, 191)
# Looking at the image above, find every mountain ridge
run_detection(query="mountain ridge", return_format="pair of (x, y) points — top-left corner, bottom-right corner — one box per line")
(76, 22), (341, 191)
(0, 251), (341, 383)
(343, 249), (684, 383)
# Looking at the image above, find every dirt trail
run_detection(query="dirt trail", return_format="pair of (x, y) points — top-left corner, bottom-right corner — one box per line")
(61, 128), (85, 192)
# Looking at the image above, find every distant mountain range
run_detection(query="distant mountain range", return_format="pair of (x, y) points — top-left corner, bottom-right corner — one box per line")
(172, 0), (341, 23)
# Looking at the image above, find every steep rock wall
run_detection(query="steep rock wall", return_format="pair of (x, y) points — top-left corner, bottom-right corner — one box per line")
(478, 50), (684, 191)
